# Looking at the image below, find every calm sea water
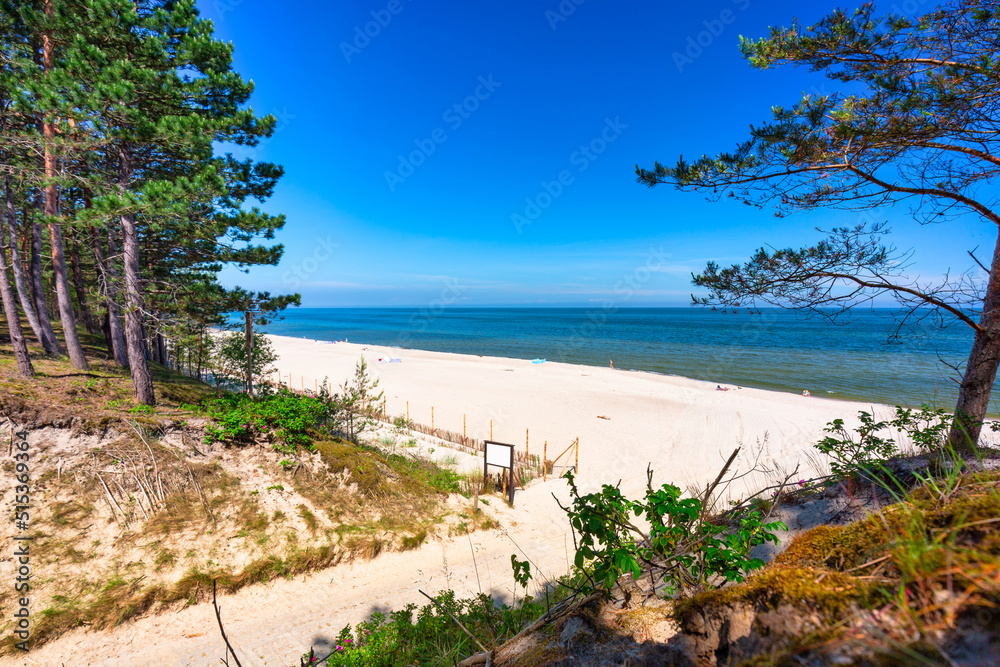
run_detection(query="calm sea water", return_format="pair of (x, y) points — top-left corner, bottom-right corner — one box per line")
(252, 307), (992, 413)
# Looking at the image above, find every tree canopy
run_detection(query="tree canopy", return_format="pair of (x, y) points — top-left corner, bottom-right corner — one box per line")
(0, 0), (298, 402)
(637, 1), (1000, 450)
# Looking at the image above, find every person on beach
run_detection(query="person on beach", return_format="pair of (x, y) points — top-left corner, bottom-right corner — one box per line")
(802, 390), (811, 397)
(610, 360), (614, 369)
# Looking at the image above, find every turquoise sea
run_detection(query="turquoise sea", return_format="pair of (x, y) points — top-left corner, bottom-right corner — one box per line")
(253, 307), (993, 413)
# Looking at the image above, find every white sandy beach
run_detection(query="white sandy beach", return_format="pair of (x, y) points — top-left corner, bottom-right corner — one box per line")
(265, 334), (916, 500)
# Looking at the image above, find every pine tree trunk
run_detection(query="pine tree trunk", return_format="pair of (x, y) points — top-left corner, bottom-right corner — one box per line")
(0, 204), (33, 377)
(29, 213), (62, 355)
(196, 330), (204, 380)
(949, 231), (1000, 452)
(118, 144), (154, 405)
(97, 224), (129, 368)
(101, 310), (114, 358)
(141, 317), (151, 361)
(5, 170), (47, 350)
(68, 227), (98, 336)
(42, 182), (89, 369)
(40, 2), (87, 371)
(156, 332), (166, 366)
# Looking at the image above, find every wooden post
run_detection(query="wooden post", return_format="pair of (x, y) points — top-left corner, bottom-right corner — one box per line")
(490, 420), (493, 440)
(301, 376), (303, 390)
(431, 406), (435, 433)
(383, 398), (386, 419)
(526, 428), (529, 463)
(463, 414), (466, 445)
(288, 373), (291, 389)
(406, 401), (409, 422)
(315, 378), (318, 392)
(543, 441), (547, 482)
(575, 437), (579, 474)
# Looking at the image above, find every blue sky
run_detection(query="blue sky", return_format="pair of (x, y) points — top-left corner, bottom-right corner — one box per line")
(203, 0), (996, 307)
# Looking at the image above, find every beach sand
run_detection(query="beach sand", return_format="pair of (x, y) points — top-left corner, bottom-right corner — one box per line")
(266, 334), (914, 500)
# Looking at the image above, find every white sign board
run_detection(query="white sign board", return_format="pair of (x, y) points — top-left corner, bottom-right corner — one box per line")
(485, 441), (513, 469)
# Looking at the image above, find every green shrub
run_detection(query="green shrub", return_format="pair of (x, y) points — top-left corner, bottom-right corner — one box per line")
(203, 389), (331, 453)
(562, 471), (785, 596)
(317, 588), (561, 666)
(815, 405), (953, 480)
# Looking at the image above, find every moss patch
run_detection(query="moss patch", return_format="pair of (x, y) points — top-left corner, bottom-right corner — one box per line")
(674, 567), (885, 628)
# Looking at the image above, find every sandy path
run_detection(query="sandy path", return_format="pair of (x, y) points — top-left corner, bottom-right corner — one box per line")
(10, 483), (575, 667)
(9, 337), (974, 666)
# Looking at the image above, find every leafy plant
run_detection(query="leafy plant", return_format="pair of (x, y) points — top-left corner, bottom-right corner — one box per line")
(816, 405), (954, 480)
(511, 555), (531, 589)
(891, 405), (950, 454)
(562, 471), (785, 597)
(203, 389), (331, 453)
(315, 586), (576, 666)
(815, 411), (898, 480)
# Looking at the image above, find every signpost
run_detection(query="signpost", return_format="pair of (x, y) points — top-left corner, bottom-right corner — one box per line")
(484, 440), (515, 505)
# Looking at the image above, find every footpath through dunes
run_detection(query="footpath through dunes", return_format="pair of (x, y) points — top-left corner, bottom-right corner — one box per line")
(7, 482), (574, 667)
(13, 338), (997, 666)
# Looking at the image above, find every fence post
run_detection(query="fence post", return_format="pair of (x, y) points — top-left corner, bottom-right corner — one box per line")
(490, 420), (493, 440)
(431, 406), (435, 433)
(406, 401), (409, 422)
(463, 414), (466, 445)
(526, 428), (529, 463)
(543, 441), (547, 482)
(575, 437), (579, 474)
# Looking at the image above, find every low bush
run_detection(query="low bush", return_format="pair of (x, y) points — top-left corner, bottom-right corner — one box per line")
(317, 587), (563, 666)
(815, 404), (952, 480)
(561, 471), (786, 597)
(203, 389), (331, 453)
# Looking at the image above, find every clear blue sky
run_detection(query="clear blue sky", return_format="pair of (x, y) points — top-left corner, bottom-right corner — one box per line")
(203, 0), (996, 307)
